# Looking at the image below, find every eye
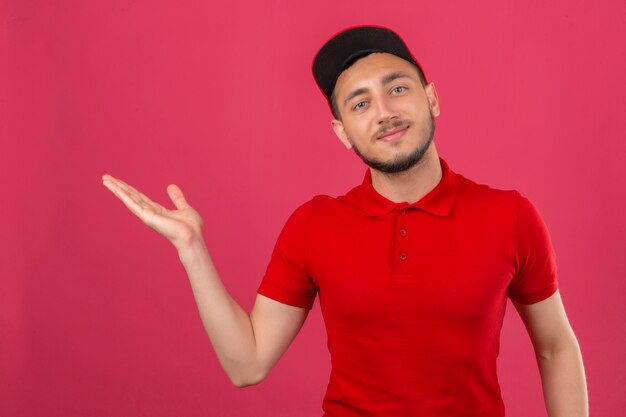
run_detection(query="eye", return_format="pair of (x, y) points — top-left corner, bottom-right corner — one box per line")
(353, 101), (369, 111)
(391, 86), (407, 94)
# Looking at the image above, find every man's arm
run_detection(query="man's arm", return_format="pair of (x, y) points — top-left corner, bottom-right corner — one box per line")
(102, 175), (308, 387)
(512, 290), (588, 417)
(178, 238), (309, 387)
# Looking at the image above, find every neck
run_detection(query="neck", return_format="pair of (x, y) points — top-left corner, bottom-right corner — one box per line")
(370, 146), (442, 204)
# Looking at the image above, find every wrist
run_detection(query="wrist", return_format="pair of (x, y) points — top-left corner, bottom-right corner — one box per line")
(176, 234), (208, 263)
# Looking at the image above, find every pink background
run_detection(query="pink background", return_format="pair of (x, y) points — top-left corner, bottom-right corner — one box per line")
(2, 1), (625, 416)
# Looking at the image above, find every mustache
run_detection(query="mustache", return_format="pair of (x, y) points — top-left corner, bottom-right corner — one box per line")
(374, 120), (411, 139)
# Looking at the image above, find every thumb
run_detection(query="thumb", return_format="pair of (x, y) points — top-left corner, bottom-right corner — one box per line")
(167, 184), (190, 209)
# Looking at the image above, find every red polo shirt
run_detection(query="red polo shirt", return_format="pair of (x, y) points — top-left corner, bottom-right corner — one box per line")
(258, 157), (558, 417)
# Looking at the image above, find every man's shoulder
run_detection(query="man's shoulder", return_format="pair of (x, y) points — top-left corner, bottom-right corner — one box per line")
(451, 171), (526, 219)
(281, 181), (367, 228)
(293, 192), (358, 215)
(456, 171), (521, 202)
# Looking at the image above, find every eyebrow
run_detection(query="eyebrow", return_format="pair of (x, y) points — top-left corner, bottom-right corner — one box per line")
(343, 71), (412, 106)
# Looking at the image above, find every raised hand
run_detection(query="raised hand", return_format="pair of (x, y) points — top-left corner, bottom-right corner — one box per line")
(102, 174), (310, 389)
(102, 174), (204, 250)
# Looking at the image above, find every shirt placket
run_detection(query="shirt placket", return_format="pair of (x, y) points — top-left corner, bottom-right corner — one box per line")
(391, 206), (416, 279)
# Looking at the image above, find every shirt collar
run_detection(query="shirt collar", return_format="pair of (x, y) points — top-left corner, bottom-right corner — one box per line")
(352, 157), (461, 217)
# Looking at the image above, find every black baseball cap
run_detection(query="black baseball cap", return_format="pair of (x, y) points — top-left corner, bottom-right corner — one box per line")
(312, 25), (427, 106)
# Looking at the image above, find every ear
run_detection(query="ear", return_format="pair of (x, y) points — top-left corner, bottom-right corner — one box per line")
(424, 82), (441, 117)
(330, 119), (353, 149)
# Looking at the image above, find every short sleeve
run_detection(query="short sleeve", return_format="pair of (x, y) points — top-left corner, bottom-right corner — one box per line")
(257, 201), (318, 309)
(508, 193), (559, 304)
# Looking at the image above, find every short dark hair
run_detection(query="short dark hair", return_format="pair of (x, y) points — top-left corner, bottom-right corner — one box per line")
(329, 54), (427, 121)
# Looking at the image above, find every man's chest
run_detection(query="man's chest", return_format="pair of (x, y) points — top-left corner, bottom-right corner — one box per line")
(306, 207), (516, 330)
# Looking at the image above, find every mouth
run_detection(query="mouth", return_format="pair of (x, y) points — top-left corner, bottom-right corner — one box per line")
(377, 125), (409, 142)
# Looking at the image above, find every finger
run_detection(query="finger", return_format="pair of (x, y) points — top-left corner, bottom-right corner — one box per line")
(102, 177), (147, 218)
(167, 184), (190, 210)
(113, 177), (155, 205)
(103, 177), (141, 207)
(103, 175), (166, 213)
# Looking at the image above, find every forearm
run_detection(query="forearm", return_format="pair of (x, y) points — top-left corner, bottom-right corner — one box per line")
(178, 237), (260, 387)
(536, 342), (588, 417)
(102, 176), (264, 385)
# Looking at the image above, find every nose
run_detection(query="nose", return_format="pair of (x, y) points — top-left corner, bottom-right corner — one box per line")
(374, 95), (399, 124)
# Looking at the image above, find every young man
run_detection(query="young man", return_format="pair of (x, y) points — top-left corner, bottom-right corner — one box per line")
(103, 26), (588, 417)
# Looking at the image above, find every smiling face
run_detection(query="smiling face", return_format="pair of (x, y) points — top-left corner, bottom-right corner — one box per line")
(330, 52), (440, 174)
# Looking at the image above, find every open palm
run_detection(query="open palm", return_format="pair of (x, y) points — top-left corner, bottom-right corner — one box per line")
(102, 174), (204, 250)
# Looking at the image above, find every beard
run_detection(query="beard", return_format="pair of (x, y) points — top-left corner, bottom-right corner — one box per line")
(350, 112), (435, 174)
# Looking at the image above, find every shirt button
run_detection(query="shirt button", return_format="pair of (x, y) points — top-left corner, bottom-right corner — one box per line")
(399, 209), (406, 216)
(399, 252), (407, 261)
(399, 228), (407, 237)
